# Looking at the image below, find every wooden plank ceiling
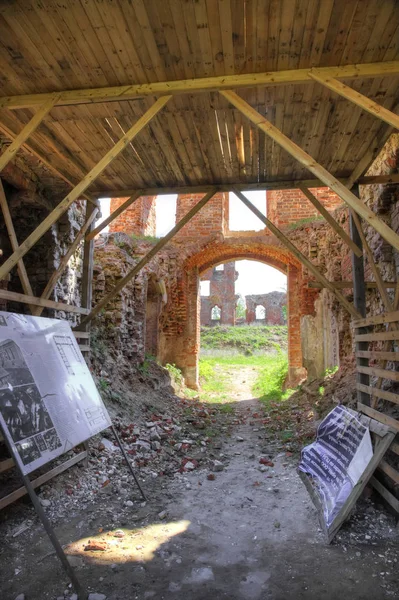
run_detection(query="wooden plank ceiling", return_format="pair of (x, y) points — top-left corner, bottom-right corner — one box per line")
(0, 0), (398, 196)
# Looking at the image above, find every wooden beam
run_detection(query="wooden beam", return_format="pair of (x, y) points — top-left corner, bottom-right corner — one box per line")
(309, 72), (399, 130)
(32, 207), (99, 317)
(345, 101), (399, 191)
(221, 90), (399, 254)
(0, 179), (35, 313)
(0, 288), (89, 315)
(0, 96), (171, 281)
(353, 310), (399, 328)
(93, 174), (399, 198)
(357, 383), (399, 405)
(233, 189), (360, 319)
(309, 281), (397, 289)
(358, 403), (399, 432)
(1, 61), (399, 110)
(0, 95), (59, 171)
(370, 476), (399, 514)
(80, 189), (218, 327)
(0, 120), (98, 206)
(86, 191), (143, 241)
(298, 185), (362, 256)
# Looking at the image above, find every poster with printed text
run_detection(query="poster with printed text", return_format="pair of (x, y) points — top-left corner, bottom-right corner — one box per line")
(0, 312), (111, 475)
(298, 405), (373, 528)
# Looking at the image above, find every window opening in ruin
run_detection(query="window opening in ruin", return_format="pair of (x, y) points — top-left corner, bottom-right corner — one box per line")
(255, 305), (266, 320)
(228, 191), (266, 232)
(96, 197), (111, 232)
(156, 194), (177, 237)
(211, 305), (221, 321)
(145, 277), (162, 357)
(215, 264), (224, 271)
(200, 281), (210, 296)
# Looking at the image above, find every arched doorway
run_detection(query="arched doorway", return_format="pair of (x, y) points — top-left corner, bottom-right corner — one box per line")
(159, 239), (308, 389)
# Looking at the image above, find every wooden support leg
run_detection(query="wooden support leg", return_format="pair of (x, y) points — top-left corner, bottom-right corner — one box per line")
(0, 179), (35, 313)
(221, 90), (399, 254)
(0, 96), (171, 281)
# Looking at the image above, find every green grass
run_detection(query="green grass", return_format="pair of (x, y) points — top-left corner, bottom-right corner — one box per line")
(251, 353), (295, 406)
(200, 325), (287, 355)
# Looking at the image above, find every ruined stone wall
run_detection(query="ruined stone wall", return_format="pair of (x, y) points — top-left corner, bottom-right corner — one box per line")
(268, 187), (343, 229)
(109, 196), (156, 237)
(245, 291), (286, 325)
(175, 192), (229, 238)
(0, 180), (85, 326)
(200, 261), (238, 325)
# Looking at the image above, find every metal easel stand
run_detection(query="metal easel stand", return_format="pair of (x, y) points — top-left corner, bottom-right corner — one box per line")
(111, 424), (147, 501)
(2, 429), (85, 599)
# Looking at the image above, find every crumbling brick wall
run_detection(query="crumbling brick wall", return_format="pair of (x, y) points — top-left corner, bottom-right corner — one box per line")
(109, 196), (156, 237)
(245, 291), (287, 325)
(200, 261), (238, 325)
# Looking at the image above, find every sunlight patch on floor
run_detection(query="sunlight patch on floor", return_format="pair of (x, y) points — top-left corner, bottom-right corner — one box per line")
(64, 520), (190, 564)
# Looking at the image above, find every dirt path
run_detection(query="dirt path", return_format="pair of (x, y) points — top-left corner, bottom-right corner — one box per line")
(1, 365), (399, 599)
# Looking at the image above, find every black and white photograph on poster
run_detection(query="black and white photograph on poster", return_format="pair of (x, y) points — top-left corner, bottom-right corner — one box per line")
(0, 311), (112, 475)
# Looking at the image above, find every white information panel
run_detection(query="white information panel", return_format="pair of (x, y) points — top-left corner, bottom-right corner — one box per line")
(0, 312), (111, 475)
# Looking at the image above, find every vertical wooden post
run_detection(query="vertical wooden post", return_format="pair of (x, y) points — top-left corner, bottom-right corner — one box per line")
(350, 185), (370, 406)
(80, 201), (96, 321)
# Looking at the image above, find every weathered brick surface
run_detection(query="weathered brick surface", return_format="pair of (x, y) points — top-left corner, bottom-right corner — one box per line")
(246, 291), (286, 325)
(109, 196), (156, 236)
(200, 262), (238, 325)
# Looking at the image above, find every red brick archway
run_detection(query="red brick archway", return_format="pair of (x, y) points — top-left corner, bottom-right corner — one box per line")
(161, 238), (309, 389)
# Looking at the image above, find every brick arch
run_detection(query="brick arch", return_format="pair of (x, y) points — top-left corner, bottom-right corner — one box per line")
(184, 240), (301, 275)
(172, 240), (306, 389)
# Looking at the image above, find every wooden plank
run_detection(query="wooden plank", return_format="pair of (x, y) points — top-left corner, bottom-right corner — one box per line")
(350, 207), (370, 404)
(0, 289), (89, 315)
(356, 350), (399, 361)
(353, 310), (399, 328)
(94, 173), (399, 197)
(0, 94), (59, 171)
(0, 96), (171, 281)
(298, 185), (362, 257)
(0, 451), (87, 511)
(357, 383), (399, 406)
(0, 179), (35, 313)
(80, 189), (218, 326)
(357, 365), (399, 383)
(72, 331), (90, 339)
(234, 189), (361, 319)
(77, 345), (90, 352)
(86, 192), (142, 241)
(1, 61), (399, 109)
(309, 281), (397, 290)
(358, 403), (399, 432)
(378, 459), (399, 485)
(326, 426), (396, 543)
(0, 457), (14, 473)
(221, 90), (399, 255)
(390, 441), (399, 455)
(32, 207), (99, 317)
(370, 476), (399, 513)
(309, 72), (399, 130)
(355, 330), (399, 342)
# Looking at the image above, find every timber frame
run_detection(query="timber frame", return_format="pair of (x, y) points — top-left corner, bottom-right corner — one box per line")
(0, 0), (399, 516)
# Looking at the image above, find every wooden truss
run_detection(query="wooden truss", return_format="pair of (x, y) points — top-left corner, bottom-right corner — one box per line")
(0, 60), (398, 323)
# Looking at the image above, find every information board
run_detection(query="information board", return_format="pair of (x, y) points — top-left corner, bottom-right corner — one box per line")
(298, 405), (373, 529)
(0, 311), (111, 475)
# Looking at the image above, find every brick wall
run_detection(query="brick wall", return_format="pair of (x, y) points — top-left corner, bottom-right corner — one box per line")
(267, 187), (343, 228)
(175, 192), (229, 237)
(109, 195), (156, 236)
(200, 262), (238, 325)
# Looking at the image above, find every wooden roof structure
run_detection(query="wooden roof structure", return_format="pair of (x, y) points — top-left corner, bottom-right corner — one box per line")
(0, 0), (398, 197)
